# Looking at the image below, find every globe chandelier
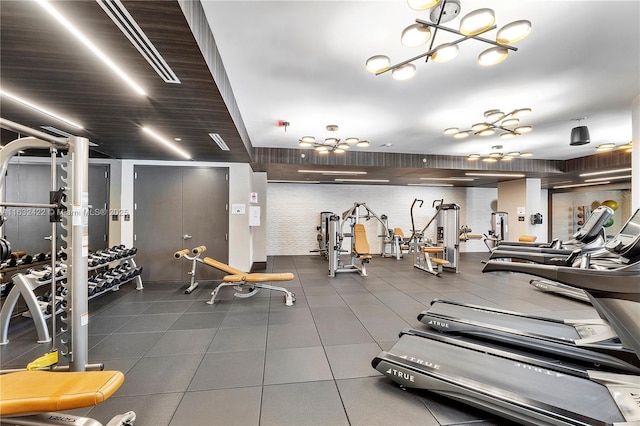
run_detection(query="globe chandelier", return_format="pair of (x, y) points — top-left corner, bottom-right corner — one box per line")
(366, 0), (532, 80)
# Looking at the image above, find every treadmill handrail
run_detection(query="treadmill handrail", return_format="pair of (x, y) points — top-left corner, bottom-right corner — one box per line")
(482, 259), (640, 295)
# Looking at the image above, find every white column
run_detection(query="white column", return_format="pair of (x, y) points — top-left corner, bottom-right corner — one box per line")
(632, 94), (640, 211)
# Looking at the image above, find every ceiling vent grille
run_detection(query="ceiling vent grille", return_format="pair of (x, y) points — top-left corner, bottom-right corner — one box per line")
(97, 0), (181, 84)
(209, 133), (230, 151)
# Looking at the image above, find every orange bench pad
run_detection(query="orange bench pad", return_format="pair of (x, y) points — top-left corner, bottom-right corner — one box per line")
(0, 370), (124, 416)
(223, 273), (295, 283)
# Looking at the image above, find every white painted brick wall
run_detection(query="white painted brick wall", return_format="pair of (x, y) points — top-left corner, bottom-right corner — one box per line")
(266, 184), (498, 256)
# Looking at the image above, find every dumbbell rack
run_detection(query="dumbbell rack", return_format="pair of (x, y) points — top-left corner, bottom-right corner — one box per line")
(0, 248), (142, 345)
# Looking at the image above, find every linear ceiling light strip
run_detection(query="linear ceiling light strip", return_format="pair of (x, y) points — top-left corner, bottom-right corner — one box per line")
(142, 127), (191, 159)
(96, 0), (180, 84)
(0, 89), (83, 129)
(36, 0), (146, 96)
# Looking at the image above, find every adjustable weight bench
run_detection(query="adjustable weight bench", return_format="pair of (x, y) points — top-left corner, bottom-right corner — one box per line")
(201, 257), (296, 306)
(0, 370), (135, 426)
(174, 246), (295, 306)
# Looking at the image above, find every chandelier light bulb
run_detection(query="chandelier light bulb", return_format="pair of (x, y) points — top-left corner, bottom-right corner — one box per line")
(325, 138), (338, 145)
(333, 148), (345, 154)
(365, 55), (391, 74)
(515, 125), (532, 134)
(482, 157), (498, 163)
(520, 152), (533, 157)
(431, 43), (459, 63)
(499, 132), (516, 139)
(507, 152), (521, 157)
(401, 24), (432, 47)
(298, 140), (313, 147)
(496, 20), (532, 45)
(453, 131), (470, 139)
(501, 118), (519, 127)
(344, 137), (359, 144)
(407, 0), (441, 11)
(512, 108), (532, 117)
(467, 154), (481, 161)
(484, 109), (504, 122)
(300, 136), (315, 143)
(315, 146), (329, 152)
(459, 8), (495, 36)
(478, 46), (509, 66)
(391, 63), (417, 80)
(444, 127), (459, 135)
(477, 128), (496, 137)
(596, 143), (616, 152)
(471, 122), (489, 132)
(356, 140), (371, 148)
(501, 155), (514, 161)
(337, 143), (350, 150)
(488, 152), (503, 158)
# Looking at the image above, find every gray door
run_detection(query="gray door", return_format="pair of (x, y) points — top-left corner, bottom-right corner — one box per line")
(182, 167), (228, 280)
(88, 165), (109, 252)
(3, 164), (52, 254)
(133, 166), (229, 282)
(2, 163), (110, 255)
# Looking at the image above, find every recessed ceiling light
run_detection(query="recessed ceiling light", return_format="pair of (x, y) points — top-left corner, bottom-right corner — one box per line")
(465, 173), (526, 178)
(579, 167), (632, 177)
(408, 183), (454, 187)
(584, 175), (632, 182)
(553, 181), (611, 189)
(142, 126), (191, 159)
(420, 177), (475, 181)
(267, 180), (320, 184)
(334, 179), (390, 183)
(298, 170), (367, 175)
(2, 89), (83, 129)
(36, 0), (146, 96)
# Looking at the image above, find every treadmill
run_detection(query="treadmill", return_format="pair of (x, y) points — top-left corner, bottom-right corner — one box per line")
(417, 209), (640, 374)
(489, 205), (613, 259)
(372, 211), (640, 425)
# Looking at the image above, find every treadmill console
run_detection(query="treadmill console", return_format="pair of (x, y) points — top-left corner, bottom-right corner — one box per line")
(573, 205), (613, 241)
(604, 208), (640, 260)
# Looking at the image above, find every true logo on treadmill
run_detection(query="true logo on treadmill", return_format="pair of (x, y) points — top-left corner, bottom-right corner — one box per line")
(48, 415), (77, 422)
(386, 368), (415, 383)
(427, 320), (449, 328)
(514, 362), (565, 378)
(399, 355), (441, 369)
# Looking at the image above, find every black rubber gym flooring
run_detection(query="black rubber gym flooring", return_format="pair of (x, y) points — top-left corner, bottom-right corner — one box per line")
(1, 253), (597, 425)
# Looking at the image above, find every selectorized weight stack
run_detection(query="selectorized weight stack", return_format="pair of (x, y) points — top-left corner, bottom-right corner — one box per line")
(435, 203), (460, 273)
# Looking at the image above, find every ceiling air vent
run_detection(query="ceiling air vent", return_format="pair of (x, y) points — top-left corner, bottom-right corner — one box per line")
(97, 0), (181, 84)
(209, 133), (230, 151)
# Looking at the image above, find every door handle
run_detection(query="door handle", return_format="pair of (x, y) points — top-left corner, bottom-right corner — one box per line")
(183, 234), (192, 240)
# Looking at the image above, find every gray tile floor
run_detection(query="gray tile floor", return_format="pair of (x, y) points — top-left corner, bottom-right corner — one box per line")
(1, 253), (597, 425)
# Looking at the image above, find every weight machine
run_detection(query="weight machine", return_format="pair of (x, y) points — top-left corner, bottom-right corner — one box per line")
(0, 118), (135, 425)
(327, 202), (388, 277)
(410, 200), (462, 275)
(311, 211), (334, 258)
(483, 211), (509, 250)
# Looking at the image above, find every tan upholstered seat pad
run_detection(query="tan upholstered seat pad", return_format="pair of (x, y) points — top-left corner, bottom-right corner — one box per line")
(430, 258), (450, 265)
(0, 370), (124, 416)
(202, 257), (245, 275)
(223, 273), (295, 282)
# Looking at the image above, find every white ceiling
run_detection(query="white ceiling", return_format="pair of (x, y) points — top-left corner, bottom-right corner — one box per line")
(201, 0), (639, 161)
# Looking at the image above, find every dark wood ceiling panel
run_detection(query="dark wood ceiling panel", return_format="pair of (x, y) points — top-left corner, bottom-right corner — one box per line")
(0, 0), (251, 162)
